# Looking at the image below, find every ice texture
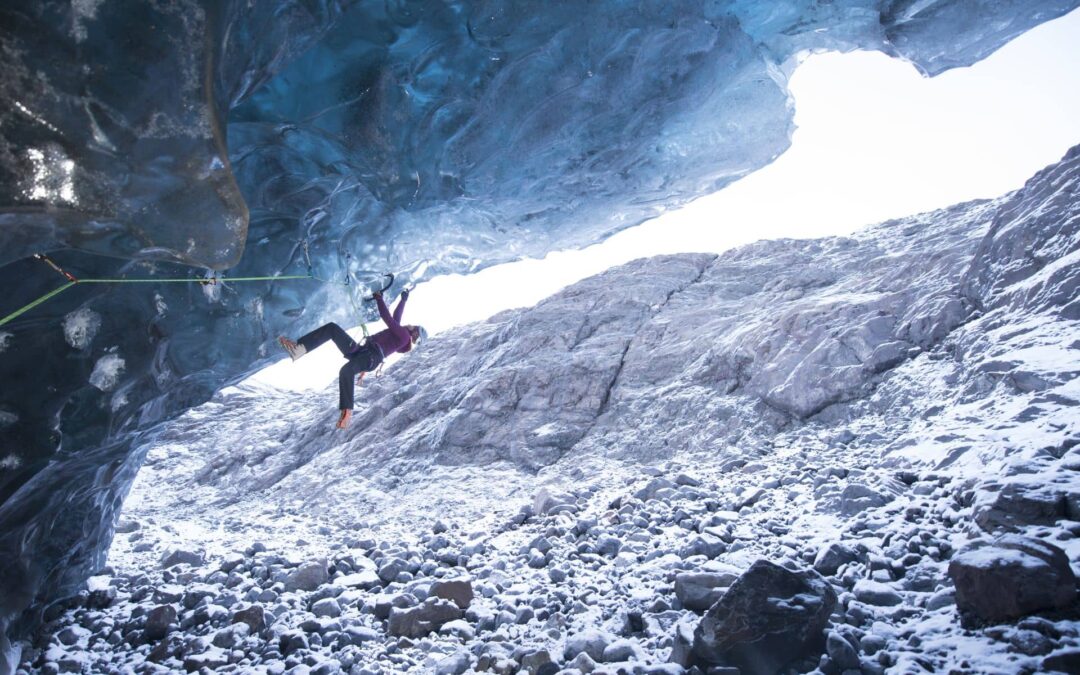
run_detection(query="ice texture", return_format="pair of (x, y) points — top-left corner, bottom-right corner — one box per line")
(0, 0), (1077, 653)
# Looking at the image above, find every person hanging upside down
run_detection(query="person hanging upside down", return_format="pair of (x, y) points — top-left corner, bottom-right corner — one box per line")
(277, 289), (423, 429)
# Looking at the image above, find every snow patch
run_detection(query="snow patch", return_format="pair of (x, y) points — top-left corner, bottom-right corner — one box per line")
(62, 307), (101, 349)
(110, 391), (128, 412)
(89, 352), (125, 391)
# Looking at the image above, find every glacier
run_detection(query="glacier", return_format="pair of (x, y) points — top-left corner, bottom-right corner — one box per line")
(18, 143), (1080, 673)
(1, 0), (1079, 663)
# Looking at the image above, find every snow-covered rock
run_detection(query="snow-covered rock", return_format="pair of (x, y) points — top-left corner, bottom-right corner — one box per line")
(692, 560), (837, 671)
(948, 534), (1077, 625)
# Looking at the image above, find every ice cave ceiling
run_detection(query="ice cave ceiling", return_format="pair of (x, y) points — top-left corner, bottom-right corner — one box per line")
(0, 0), (1077, 648)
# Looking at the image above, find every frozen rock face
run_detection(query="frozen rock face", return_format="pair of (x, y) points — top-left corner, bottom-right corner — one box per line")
(1, 0), (1079, 654)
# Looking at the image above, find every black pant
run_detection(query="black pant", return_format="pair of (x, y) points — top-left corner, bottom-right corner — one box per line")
(297, 322), (383, 410)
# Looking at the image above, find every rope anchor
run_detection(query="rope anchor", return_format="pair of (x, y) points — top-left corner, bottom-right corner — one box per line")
(33, 253), (78, 283)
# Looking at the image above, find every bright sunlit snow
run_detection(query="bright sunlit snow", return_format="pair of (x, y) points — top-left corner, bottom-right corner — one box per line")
(255, 7), (1080, 391)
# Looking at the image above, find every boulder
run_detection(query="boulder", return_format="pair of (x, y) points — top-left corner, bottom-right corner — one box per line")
(840, 484), (891, 516)
(948, 534), (1076, 625)
(311, 597), (341, 618)
(826, 631), (860, 670)
(284, 560), (328, 592)
(430, 578), (474, 609)
(337, 570), (381, 589)
(564, 629), (615, 662)
(852, 580), (903, 607)
(230, 605), (266, 633)
(692, 560), (837, 672)
(813, 542), (861, 576)
(972, 480), (1069, 531)
(377, 557), (408, 584)
(144, 605), (176, 641)
(1043, 648), (1080, 674)
(435, 649), (472, 675)
(533, 488), (575, 515)
(160, 548), (205, 569)
(387, 598), (463, 638)
(635, 478), (677, 501)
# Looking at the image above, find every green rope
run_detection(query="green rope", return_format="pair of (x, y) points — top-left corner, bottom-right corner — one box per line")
(0, 282), (77, 327)
(0, 271), (368, 329)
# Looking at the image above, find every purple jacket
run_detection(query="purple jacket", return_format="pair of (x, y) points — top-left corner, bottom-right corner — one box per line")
(366, 294), (411, 358)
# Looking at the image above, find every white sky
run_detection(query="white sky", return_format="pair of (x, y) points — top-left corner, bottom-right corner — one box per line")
(255, 8), (1080, 391)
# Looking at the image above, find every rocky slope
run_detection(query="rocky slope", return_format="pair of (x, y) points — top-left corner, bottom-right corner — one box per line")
(13, 145), (1080, 674)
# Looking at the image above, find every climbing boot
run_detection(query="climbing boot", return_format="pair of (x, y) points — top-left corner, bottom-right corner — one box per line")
(336, 409), (352, 429)
(278, 336), (307, 361)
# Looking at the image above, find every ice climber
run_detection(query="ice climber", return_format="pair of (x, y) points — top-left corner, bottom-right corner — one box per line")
(277, 289), (424, 429)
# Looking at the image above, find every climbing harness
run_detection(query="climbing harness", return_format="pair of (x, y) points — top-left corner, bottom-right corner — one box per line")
(0, 250), (397, 330)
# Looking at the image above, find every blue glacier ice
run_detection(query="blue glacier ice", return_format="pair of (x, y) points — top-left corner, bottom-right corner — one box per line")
(0, 0), (1077, 659)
